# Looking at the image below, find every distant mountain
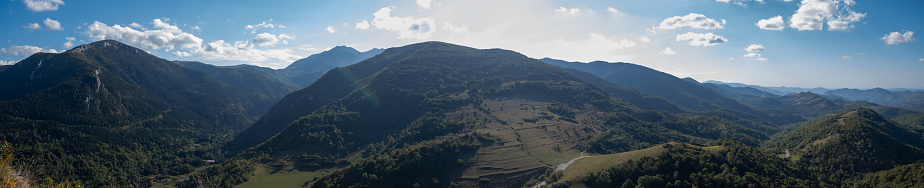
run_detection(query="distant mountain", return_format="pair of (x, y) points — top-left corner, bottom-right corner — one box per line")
(540, 58), (802, 126)
(194, 42), (775, 187)
(706, 83), (919, 119)
(703, 80), (830, 95)
(174, 61), (299, 119)
(0, 40), (286, 187)
(277, 46), (384, 87)
(824, 88), (924, 112)
(764, 108), (924, 186)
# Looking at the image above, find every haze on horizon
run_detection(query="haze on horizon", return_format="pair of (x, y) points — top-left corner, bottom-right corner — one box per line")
(1, 0), (922, 89)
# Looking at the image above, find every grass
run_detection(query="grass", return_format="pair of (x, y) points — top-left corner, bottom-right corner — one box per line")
(559, 143), (725, 187)
(234, 164), (324, 188)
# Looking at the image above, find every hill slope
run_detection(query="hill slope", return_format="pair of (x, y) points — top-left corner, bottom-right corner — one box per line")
(540, 58), (802, 126)
(764, 108), (924, 186)
(200, 42), (774, 187)
(0, 40), (279, 187)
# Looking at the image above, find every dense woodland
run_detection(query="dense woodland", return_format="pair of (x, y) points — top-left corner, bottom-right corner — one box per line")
(1, 40), (923, 187)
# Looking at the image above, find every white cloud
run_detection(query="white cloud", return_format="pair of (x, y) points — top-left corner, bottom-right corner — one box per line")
(639, 37), (651, 43)
(1, 45), (58, 57)
(43, 18), (63, 31)
(789, 0), (865, 31)
(355, 20), (370, 29)
(716, 0), (764, 7)
(755, 57), (768, 61)
(62, 37), (76, 49)
(416, 0), (431, 9)
(0, 60), (17, 65)
(245, 19), (283, 34)
(185, 40), (301, 64)
(86, 19), (204, 51)
(755, 15), (785, 31)
(619, 39), (636, 47)
(191, 26), (201, 32)
(655, 13), (724, 30)
(919, 58), (924, 62)
(841, 56), (851, 59)
(660, 47), (676, 55)
(23, 23), (41, 30)
(172, 51), (191, 57)
(555, 6), (580, 15)
(22, 0), (64, 12)
(881, 31), (915, 45)
(129, 22), (143, 29)
(745, 44), (765, 52)
(676, 32), (727, 47)
(606, 7), (621, 15)
(370, 6), (436, 39)
(252, 33), (282, 47)
(744, 53), (762, 58)
(443, 21), (469, 34)
(326, 26), (337, 33)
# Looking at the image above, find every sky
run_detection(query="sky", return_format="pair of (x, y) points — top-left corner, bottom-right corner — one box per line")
(2, 0), (922, 89)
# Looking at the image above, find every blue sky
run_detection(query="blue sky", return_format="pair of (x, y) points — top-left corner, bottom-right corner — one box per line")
(2, 0), (922, 88)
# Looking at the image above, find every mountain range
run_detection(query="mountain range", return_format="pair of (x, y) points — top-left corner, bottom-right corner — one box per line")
(1, 40), (923, 187)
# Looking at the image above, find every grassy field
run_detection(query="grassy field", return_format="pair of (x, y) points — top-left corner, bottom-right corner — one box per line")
(234, 164), (324, 188)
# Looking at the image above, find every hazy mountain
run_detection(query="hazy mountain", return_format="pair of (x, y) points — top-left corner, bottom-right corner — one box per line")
(703, 80), (830, 95)
(193, 42), (774, 187)
(277, 46), (384, 87)
(173, 61), (299, 119)
(540, 58), (802, 126)
(0, 40), (284, 187)
(706, 84), (919, 119)
(825, 88), (924, 112)
(764, 108), (924, 186)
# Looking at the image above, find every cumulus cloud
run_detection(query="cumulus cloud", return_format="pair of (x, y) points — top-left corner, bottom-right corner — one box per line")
(655, 13), (724, 30)
(755, 57), (768, 61)
(745, 44), (765, 52)
(755, 15), (785, 31)
(62, 37), (76, 49)
(370, 6), (436, 39)
(619, 39), (636, 47)
(716, 0), (764, 7)
(43, 18), (63, 31)
(245, 19), (284, 34)
(86, 19), (203, 51)
(555, 6), (580, 15)
(0, 60), (17, 65)
(676, 32), (727, 47)
(416, 0), (431, 9)
(326, 26), (337, 33)
(744, 53), (761, 58)
(129, 22), (143, 29)
(355, 20), (370, 29)
(919, 58), (924, 63)
(640, 37), (651, 42)
(23, 0), (64, 12)
(172, 51), (192, 57)
(1, 45), (58, 57)
(881, 31), (915, 45)
(183, 40), (301, 63)
(660, 47), (676, 55)
(252, 33), (289, 47)
(789, 0), (865, 31)
(443, 21), (469, 34)
(23, 23), (41, 30)
(606, 7), (622, 15)
(841, 56), (852, 59)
